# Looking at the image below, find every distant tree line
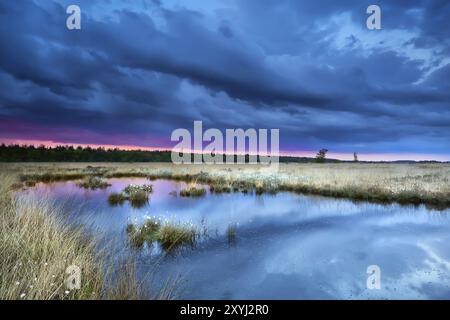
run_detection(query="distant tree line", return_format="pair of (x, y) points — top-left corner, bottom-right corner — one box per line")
(0, 144), (173, 162)
(3, 144), (439, 163)
(0, 144), (344, 163)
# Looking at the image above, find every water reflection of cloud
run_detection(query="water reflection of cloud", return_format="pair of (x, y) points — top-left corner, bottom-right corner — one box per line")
(22, 178), (450, 299)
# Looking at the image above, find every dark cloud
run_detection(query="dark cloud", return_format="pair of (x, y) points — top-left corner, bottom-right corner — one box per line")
(0, 0), (449, 157)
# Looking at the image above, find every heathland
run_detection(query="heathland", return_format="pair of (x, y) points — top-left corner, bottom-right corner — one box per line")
(4, 162), (450, 209)
(1, 161), (449, 299)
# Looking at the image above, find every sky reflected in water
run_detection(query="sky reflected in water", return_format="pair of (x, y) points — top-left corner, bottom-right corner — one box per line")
(23, 178), (450, 299)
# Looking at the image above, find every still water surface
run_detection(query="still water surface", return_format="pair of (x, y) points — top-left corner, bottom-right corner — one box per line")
(26, 178), (450, 299)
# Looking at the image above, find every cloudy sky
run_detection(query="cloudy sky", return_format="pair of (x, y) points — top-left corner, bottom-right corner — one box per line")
(0, 0), (449, 160)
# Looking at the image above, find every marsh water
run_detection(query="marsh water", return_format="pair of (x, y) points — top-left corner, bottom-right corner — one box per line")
(25, 178), (450, 299)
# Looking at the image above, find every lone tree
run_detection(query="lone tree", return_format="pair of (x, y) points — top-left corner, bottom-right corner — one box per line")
(315, 149), (328, 163)
(354, 152), (358, 162)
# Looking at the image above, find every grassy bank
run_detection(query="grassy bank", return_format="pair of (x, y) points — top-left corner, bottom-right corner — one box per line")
(6, 162), (450, 209)
(0, 173), (170, 300)
(0, 174), (104, 299)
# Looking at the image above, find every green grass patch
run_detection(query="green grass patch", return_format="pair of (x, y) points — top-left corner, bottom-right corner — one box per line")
(127, 218), (198, 252)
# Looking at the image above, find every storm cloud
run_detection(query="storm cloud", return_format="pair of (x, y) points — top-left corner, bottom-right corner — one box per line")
(0, 0), (449, 159)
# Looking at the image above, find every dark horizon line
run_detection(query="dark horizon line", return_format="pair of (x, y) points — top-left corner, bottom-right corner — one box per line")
(0, 143), (448, 163)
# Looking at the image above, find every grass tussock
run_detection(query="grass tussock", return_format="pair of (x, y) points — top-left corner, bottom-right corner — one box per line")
(179, 183), (206, 198)
(127, 218), (198, 252)
(128, 190), (149, 208)
(77, 176), (111, 190)
(108, 184), (153, 208)
(108, 192), (127, 206)
(157, 224), (197, 251)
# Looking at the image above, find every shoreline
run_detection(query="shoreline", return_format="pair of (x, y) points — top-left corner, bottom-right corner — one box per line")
(3, 162), (449, 210)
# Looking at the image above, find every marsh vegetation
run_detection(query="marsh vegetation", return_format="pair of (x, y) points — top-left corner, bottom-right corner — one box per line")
(2, 163), (450, 299)
(0, 175), (103, 299)
(77, 176), (111, 190)
(127, 218), (199, 252)
(0, 173), (175, 300)
(9, 162), (450, 209)
(179, 183), (206, 198)
(108, 184), (153, 208)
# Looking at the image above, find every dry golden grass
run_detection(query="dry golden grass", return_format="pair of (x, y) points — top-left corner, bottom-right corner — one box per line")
(4, 162), (450, 208)
(0, 171), (173, 300)
(1, 161), (448, 299)
(0, 174), (103, 299)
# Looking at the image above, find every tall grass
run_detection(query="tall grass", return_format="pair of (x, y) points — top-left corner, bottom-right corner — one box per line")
(179, 182), (206, 197)
(105, 259), (146, 300)
(0, 174), (103, 299)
